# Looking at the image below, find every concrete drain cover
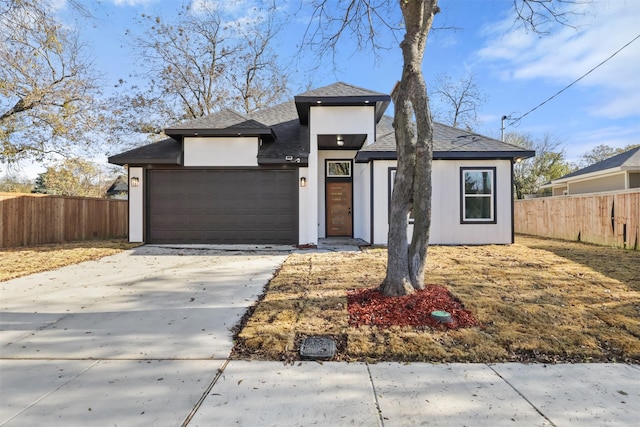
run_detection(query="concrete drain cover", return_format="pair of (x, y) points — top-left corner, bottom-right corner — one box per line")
(300, 336), (336, 360)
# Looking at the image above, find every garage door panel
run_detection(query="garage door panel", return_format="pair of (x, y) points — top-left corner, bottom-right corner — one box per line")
(148, 169), (297, 244)
(151, 214), (294, 231)
(151, 230), (291, 244)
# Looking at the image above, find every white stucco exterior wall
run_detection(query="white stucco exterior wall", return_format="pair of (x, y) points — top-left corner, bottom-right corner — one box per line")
(371, 159), (514, 245)
(128, 167), (144, 243)
(430, 159), (513, 244)
(354, 162), (371, 242)
(371, 160), (397, 245)
(183, 137), (258, 166)
(298, 166), (315, 245)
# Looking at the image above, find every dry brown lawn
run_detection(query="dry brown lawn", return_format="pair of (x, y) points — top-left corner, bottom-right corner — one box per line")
(0, 240), (140, 282)
(233, 235), (640, 363)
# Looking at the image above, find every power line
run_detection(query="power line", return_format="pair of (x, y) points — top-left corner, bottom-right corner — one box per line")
(507, 32), (640, 127)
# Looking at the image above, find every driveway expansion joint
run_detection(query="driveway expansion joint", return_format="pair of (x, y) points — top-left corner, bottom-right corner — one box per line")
(181, 358), (230, 427)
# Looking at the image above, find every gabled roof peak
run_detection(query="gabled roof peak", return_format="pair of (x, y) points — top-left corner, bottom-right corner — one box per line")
(294, 81), (391, 125)
(296, 81), (390, 98)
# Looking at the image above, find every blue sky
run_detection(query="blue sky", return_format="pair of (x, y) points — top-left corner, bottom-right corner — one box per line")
(17, 0), (640, 177)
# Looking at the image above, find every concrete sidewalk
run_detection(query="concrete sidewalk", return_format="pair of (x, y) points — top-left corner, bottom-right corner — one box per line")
(1, 245), (639, 426)
(2, 359), (638, 426)
(187, 361), (640, 426)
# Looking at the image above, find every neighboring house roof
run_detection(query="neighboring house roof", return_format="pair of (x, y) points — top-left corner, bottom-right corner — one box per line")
(549, 146), (640, 184)
(105, 175), (128, 196)
(108, 82), (534, 166)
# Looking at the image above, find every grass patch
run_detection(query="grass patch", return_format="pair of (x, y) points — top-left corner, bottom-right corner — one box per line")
(0, 240), (140, 282)
(233, 235), (640, 363)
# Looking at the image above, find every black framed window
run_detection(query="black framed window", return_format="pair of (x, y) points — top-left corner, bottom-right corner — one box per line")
(461, 167), (496, 224)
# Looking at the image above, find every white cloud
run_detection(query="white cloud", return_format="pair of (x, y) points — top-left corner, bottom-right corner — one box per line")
(565, 124), (639, 161)
(476, 0), (640, 119)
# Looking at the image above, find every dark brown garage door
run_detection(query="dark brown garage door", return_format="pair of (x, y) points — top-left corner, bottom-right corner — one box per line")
(148, 169), (298, 244)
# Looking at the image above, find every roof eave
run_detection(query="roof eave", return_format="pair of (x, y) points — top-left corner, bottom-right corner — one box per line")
(108, 156), (182, 166)
(258, 156), (309, 167)
(355, 150), (536, 163)
(294, 95), (391, 125)
(165, 128), (276, 140)
(435, 150), (536, 160)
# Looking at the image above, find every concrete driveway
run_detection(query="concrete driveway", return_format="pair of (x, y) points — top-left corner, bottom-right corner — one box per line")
(3, 243), (639, 426)
(0, 245), (289, 426)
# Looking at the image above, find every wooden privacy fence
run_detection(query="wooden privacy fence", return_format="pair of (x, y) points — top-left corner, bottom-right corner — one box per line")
(0, 192), (128, 248)
(514, 189), (639, 250)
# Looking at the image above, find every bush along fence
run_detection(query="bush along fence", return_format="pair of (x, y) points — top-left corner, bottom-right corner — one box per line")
(514, 189), (639, 250)
(0, 192), (128, 248)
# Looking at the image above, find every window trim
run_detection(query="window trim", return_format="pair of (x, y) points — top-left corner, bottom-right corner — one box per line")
(460, 167), (497, 224)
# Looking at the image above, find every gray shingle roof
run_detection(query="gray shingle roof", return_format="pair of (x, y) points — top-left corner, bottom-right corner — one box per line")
(108, 138), (182, 166)
(555, 146), (640, 180)
(294, 82), (391, 125)
(355, 116), (535, 161)
(251, 101), (309, 162)
(167, 109), (249, 130)
(296, 81), (389, 98)
(105, 175), (128, 195)
(108, 82), (534, 167)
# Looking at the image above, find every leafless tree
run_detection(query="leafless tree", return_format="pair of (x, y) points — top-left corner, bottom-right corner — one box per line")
(0, 0), (105, 163)
(431, 74), (487, 131)
(512, 0), (587, 33)
(119, 2), (289, 136)
(227, 13), (290, 114)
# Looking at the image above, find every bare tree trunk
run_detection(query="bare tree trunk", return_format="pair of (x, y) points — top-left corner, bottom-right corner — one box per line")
(380, 0), (438, 297)
(380, 84), (416, 296)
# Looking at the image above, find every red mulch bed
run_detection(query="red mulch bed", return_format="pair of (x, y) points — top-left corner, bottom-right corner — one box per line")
(347, 286), (477, 329)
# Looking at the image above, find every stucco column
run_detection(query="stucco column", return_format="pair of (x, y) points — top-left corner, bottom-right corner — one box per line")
(128, 167), (144, 242)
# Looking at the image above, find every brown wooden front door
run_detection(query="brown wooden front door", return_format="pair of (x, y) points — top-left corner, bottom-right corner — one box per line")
(326, 181), (352, 236)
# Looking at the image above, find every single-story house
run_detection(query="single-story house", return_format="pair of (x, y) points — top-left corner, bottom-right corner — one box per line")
(108, 82), (534, 246)
(542, 146), (640, 196)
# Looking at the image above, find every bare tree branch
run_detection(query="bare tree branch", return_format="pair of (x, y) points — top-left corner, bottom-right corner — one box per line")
(0, 0), (105, 163)
(514, 0), (589, 33)
(431, 74), (487, 130)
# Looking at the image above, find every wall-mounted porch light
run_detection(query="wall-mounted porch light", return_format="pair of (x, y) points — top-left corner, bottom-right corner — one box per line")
(300, 177), (307, 187)
(130, 176), (140, 187)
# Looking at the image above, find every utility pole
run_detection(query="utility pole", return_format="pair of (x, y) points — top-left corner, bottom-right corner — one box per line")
(501, 115), (508, 141)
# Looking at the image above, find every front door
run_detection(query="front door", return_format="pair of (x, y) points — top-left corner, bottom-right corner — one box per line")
(326, 181), (352, 236)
